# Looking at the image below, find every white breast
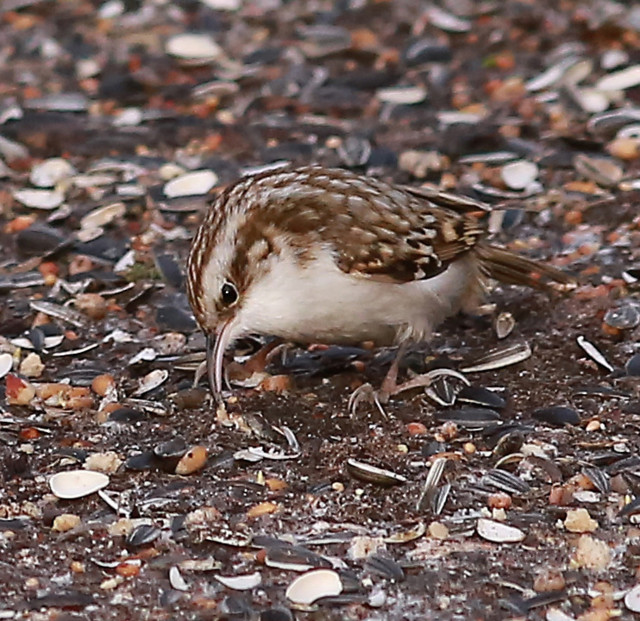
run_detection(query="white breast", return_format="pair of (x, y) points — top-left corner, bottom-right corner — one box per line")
(234, 247), (481, 346)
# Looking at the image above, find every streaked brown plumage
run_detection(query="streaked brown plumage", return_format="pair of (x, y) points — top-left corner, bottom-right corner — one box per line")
(186, 165), (573, 399)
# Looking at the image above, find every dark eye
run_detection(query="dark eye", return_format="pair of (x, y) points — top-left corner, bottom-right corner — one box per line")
(221, 281), (239, 307)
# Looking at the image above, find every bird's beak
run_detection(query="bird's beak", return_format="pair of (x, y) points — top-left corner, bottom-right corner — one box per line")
(206, 320), (235, 398)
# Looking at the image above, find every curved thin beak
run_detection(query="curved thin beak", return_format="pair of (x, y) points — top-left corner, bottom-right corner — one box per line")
(206, 334), (220, 398)
(206, 320), (235, 398)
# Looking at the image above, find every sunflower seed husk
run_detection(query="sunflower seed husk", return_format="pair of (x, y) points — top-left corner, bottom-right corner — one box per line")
(169, 566), (190, 592)
(476, 518), (525, 543)
(346, 459), (407, 486)
(264, 545), (332, 572)
(460, 342), (531, 373)
(626, 354), (640, 377)
(424, 370), (469, 406)
(582, 467), (610, 495)
(494, 312), (516, 339)
(604, 303), (640, 330)
(532, 406), (580, 427)
(49, 469), (109, 499)
(364, 554), (405, 582)
(285, 569), (343, 605)
(434, 408), (501, 429)
(127, 523), (161, 547)
(484, 469), (530, 495)
(577, 336), (614, 372)
(133, 369), (169, 396)
(574, 154), (622, 188)
(457, 386), (506, 409)
(416, 457), (447, 512)
(215, 572), (262, 591)
(29, 300), (89, 328)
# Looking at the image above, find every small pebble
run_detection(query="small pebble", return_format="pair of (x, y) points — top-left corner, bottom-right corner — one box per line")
(608, 137), (640, 160)
(5, 374), (36, 406)
(247, 501), (279, 519)
(572, 535), (611, 570)
(487, 492), (512, 510)
(85, 451), (123, 474)
(92, 374), (116, 396)
(19, 353), (44, 378)
(428, 521), (449, 540)
(175, 445), (208, 475)
(52, 513), (81, 532)
(564, 508), (598, 533)
(74, 293), (108, 320)
(534, 569), (566, 593)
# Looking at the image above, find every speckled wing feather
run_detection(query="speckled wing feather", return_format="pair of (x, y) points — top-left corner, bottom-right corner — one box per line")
(233, 166), (485, 284)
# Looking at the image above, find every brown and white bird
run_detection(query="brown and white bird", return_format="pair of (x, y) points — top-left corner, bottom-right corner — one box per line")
(186, 165), (573, 404)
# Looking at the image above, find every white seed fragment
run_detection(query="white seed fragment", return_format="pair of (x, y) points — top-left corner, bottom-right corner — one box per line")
(201, 0), (240, 9)
(476, 518), (525, 543)
(525, 56), (580, 92)
(377, 85), (427, 105)
(80, 202), (126, 230)
(285, 569), (343, 605)
(113, 107), (143, 127)
(546, 607), (577, 621)
(596, 65), (640, 91)
(133, 369), (169, 396)
(601, 49), (628, 70)
(169, 566), (190, 592)
(576, 336), (614, 372)
(214, 571), (262, 591)
(164, 170), (218, 198)
(425, 6), (471, 32)
(13, 189), (65, 210)
(625, 584), (640, 613)
(30, 158), (76, 188)
(52, 513), (81, 532)
(166, 34), (222, 62)
(49, 469), (109, 499)
(0, 353), (13, 379)
(501, 160), (539, 190)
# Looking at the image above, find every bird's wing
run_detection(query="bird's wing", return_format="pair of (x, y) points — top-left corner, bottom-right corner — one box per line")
(328, 198), (483, 283)
(240, 166), (485, 284)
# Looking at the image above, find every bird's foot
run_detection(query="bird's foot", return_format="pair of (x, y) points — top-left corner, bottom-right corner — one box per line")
(348, 368), (466, 415)
(348, 383), (390, 418)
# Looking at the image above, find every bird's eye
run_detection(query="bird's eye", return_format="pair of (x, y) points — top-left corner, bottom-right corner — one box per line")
(220, 281), (239, 307)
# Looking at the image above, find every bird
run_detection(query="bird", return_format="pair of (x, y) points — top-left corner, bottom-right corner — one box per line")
(186, 165), (573, 407)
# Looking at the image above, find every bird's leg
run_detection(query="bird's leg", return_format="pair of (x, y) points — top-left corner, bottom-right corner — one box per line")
(348, 343), (409, 416)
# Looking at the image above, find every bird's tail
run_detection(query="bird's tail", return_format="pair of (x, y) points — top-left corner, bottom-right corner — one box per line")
(475, 243), (575, 292)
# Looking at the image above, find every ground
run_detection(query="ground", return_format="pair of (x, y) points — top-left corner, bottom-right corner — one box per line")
(1, 1), (640, 619)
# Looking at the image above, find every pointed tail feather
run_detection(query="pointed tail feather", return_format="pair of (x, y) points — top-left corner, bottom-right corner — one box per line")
(475, 244), (575, 292)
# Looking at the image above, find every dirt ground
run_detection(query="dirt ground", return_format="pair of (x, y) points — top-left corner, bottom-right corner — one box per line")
(1, 1), (640, 619)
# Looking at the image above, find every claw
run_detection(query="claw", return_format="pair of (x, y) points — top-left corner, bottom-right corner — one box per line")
(348, 367), (466, 416)
(348, 383), (388, 418)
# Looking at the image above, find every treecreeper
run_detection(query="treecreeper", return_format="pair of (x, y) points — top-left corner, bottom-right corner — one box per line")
(186, 165), (574, 408)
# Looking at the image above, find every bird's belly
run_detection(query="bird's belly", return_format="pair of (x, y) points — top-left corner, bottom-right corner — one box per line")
(238, 250), (479, 346)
